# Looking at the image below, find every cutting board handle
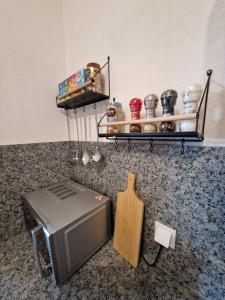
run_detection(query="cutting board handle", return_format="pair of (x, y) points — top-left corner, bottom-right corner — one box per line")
(126, 173), (136, 192)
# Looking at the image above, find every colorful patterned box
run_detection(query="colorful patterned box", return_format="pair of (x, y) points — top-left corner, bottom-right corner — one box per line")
(63, 79), (69, 94)
(76, 68), (87, 87)
(58, 82), (64, 96)
(69, 74), (77, 92)
(58, 67), (88, 97)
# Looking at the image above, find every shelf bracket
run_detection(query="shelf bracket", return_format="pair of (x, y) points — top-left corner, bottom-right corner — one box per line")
(65, 109), (71, 141)
(127, 138), (132, 152)
(97, 112), (106, 137)
(114, 137), (119, 150)
(196, 69), (212, 136)
(149, 139), (154, 153)
(72, 107), (77, 115)
(181, 139), (185, 154)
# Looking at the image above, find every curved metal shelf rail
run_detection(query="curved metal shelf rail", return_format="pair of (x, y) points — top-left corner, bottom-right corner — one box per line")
(98, 69), (212, 153)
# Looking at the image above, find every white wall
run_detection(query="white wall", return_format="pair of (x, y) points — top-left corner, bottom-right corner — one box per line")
(62, 0), (225, 145)
(1, 1), (224, 146)
(0, 0), (68, 145)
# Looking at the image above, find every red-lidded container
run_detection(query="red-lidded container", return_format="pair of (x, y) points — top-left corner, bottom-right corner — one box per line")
(129, 98), (142, 132)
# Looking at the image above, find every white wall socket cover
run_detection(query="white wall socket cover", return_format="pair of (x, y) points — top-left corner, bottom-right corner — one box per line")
(154, 225), (171, 248)
(154, 221), (176, 249)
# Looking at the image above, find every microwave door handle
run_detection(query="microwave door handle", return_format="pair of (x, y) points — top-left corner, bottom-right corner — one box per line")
(31, 224), (44, 278)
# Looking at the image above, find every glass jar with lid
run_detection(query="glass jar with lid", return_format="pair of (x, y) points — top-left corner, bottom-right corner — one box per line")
(143, 94), (158, 132)
(180, 84), (202, 132)
(106, 98), (123, 134)
(86, 62), (102, 93)
(159, 89), (177, 132)
(129, 98), (142, 132)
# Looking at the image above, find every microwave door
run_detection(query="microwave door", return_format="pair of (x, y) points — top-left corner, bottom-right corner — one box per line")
(31, 224), (56, 284)
(32, 224), (44, 277)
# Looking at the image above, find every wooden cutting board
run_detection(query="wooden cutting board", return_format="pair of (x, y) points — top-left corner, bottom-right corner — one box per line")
(113, 173), (144, 267)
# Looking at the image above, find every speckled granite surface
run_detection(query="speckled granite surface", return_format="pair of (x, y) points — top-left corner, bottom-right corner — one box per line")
(1, 141), (225, 299)
(0, 142), (72, 241)
(0, 231), (200, 300)
(71, 142), (225, 300)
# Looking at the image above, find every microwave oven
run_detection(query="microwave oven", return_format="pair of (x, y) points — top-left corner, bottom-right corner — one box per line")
(22, 179), (112, 285)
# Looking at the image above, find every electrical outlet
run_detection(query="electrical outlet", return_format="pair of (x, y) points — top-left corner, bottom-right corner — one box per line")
(154, 221), (176, 249)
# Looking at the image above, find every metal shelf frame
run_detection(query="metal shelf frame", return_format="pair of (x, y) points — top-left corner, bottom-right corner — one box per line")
(56, 56), (111, 109)
(98, 69), (213, 153)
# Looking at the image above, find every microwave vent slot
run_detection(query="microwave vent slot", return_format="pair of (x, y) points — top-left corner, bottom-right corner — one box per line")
(56, 189), (72, 197)
(60, 191), (77, 200)
(47, 185), (77, 201)
(48, 185), (68, 193)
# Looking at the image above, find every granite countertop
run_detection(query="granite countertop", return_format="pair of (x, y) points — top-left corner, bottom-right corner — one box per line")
(0, 232), (201, 300)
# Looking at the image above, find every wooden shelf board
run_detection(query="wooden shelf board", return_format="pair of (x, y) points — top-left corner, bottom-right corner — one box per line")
(99, 113), (196, 127)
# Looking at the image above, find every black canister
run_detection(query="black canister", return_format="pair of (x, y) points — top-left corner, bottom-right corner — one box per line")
(159, 89), (177, 132)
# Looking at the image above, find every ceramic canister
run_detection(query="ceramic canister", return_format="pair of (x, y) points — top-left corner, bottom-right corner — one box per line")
(180, 84), (202, 132)
(159, 89), (177, 132)
(143, 94), (158, 132)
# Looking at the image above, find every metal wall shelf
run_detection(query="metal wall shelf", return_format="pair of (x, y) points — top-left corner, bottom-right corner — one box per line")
(98, 113), (196, 127)
(98, 69), (213, 153)
(99, 131), (203, 141)
(56, 56), (110, 110)
(56, 90), (109, 109)
(56, 59), (212, 153)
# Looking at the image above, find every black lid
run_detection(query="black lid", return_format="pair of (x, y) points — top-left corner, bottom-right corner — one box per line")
(161, 89), (177, 107)
(161, 89), (178, 99)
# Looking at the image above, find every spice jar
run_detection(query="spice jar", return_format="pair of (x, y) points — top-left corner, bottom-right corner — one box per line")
(180, 84), (202, 132)
(86, 62), (102, 93)
(143, 94), (158, 132)
(106, 98), (123, 134)
(129, 98), (142, 132)
(159, 89), (177, 132)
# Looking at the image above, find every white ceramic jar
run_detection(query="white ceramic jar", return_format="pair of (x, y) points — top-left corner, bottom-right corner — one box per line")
(180, 84), (202, 132)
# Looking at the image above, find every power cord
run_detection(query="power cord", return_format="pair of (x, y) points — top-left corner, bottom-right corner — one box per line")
(142, 245), (163, 266)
